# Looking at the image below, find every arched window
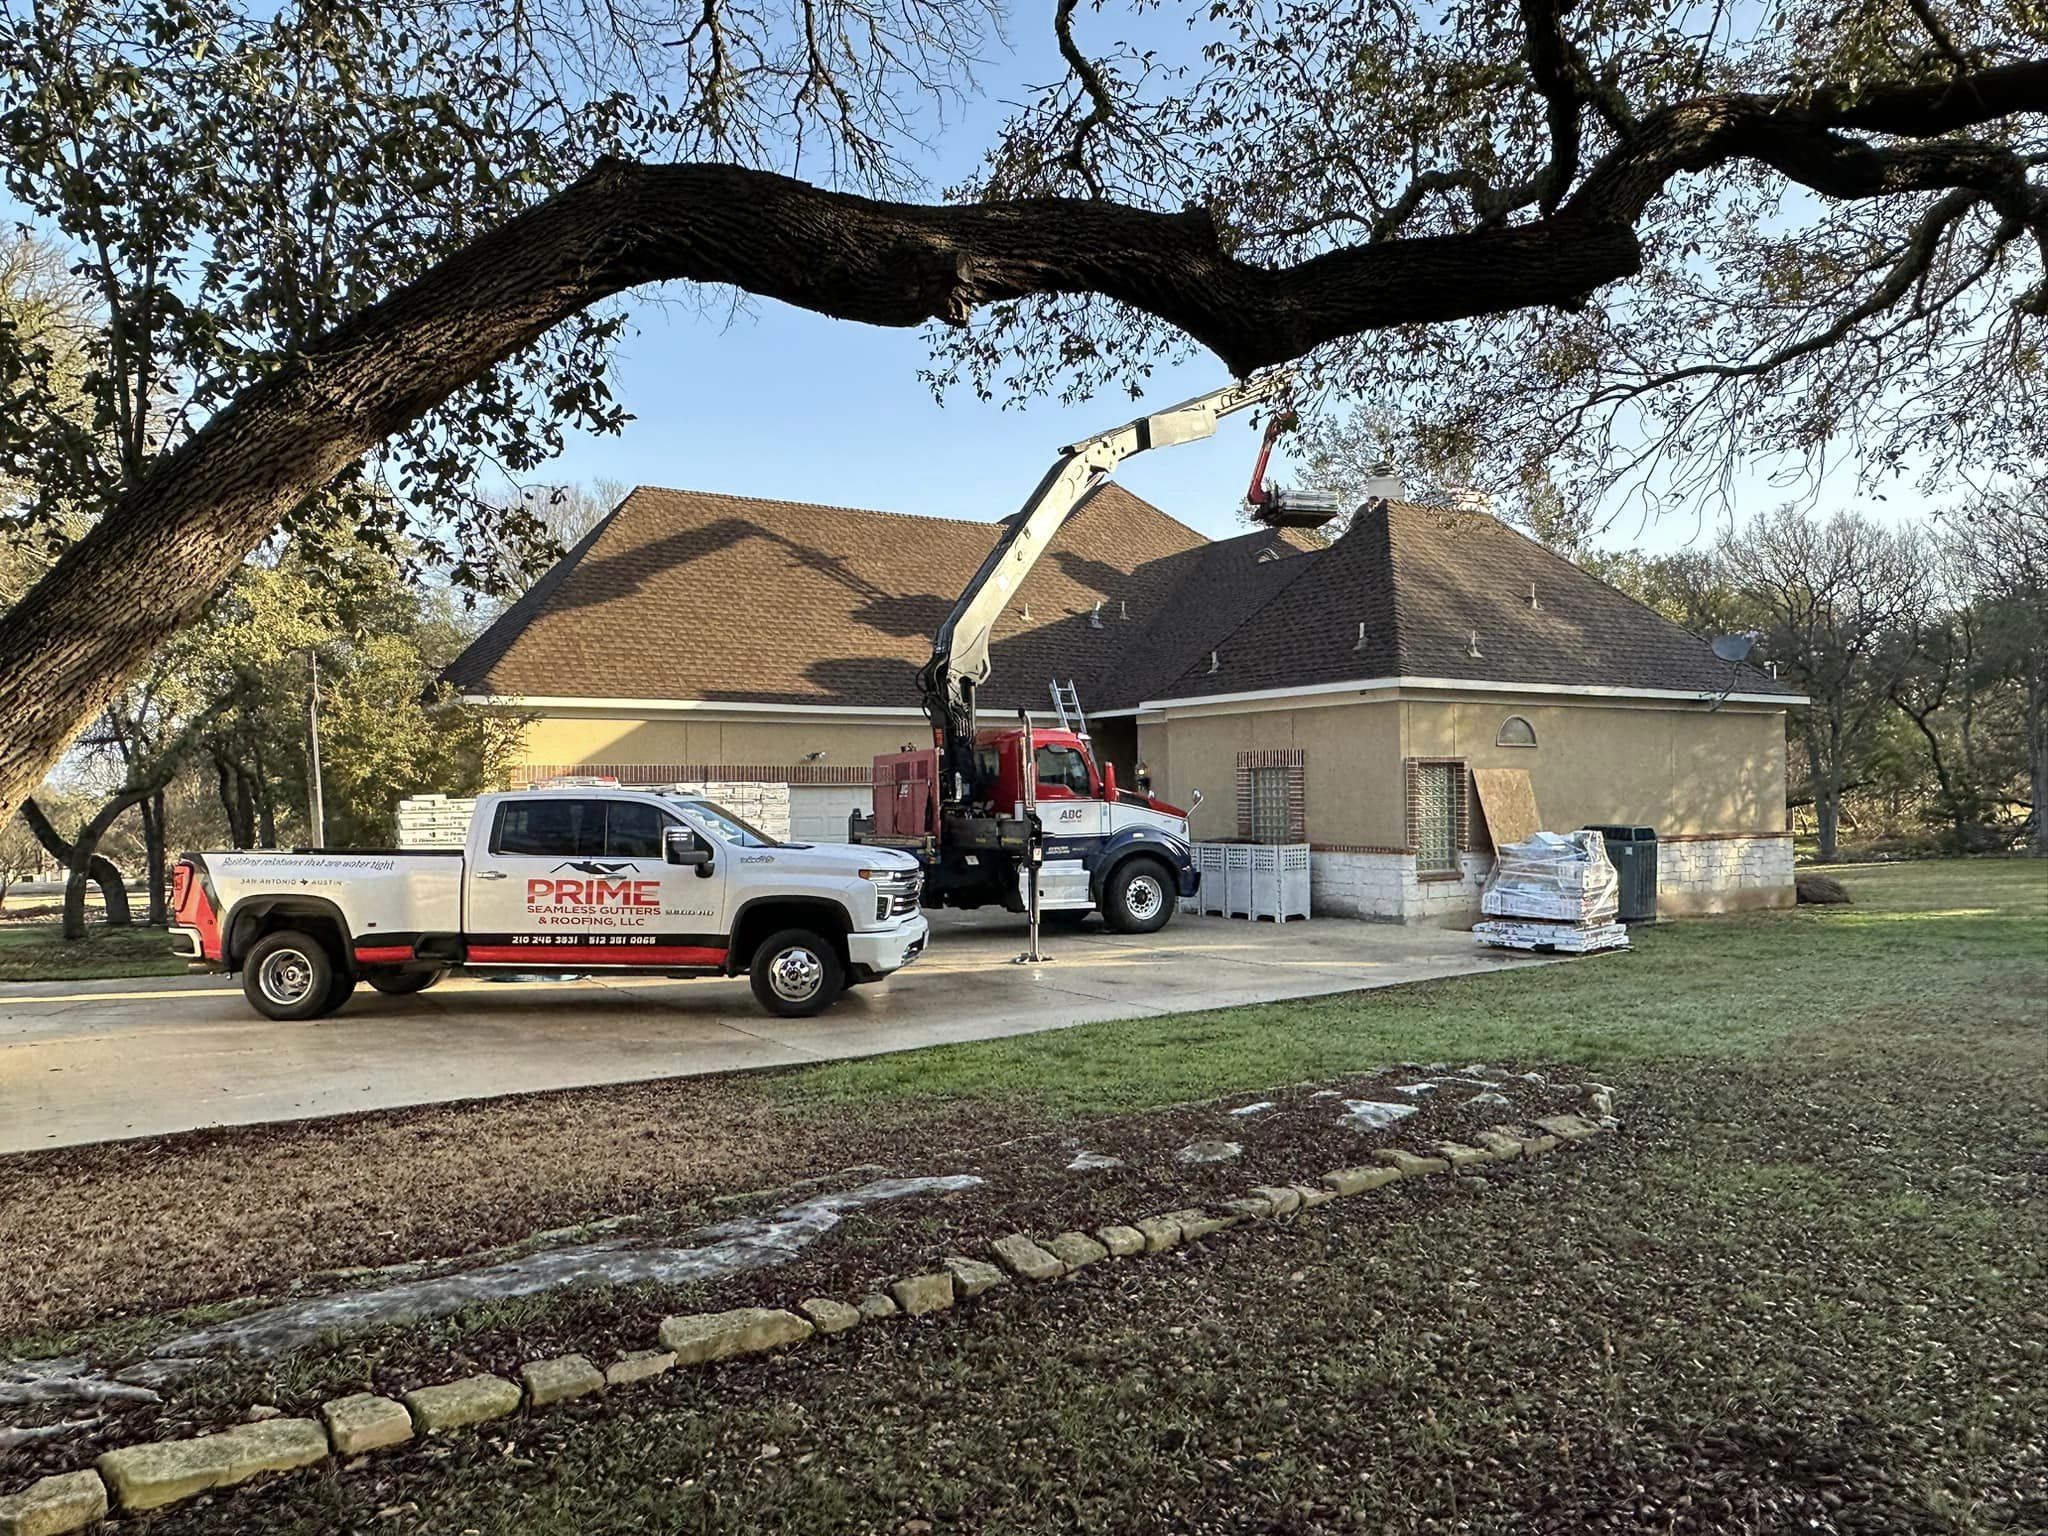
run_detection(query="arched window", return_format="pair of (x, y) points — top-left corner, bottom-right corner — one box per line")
(1496, 715), (1537, 748)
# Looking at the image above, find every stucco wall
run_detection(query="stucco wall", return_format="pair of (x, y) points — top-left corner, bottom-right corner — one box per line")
(513, 714), (923, 779)
(1136, 702), (1406, 847)
(1397, 697), (1787, 839)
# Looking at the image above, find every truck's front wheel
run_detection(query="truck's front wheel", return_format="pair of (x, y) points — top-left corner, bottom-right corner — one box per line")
(1102, 858), (1175, 935)
(243, 930), (339, 1022)
(749, 929), (845, 1017)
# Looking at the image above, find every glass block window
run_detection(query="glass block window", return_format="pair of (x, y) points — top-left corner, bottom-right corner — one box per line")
(1415, 763), (1461, 873)
(1247, 766), (1292, 843)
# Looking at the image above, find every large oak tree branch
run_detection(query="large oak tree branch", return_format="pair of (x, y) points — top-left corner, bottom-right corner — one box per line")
(6, 46), (2048, 816)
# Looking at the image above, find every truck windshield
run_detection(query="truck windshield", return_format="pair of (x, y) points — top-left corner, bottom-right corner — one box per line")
(673, 799), (782, 848)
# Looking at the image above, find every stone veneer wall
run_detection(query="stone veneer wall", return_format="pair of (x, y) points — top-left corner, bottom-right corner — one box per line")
(1313, 836), (1794, 923)
(1656, 832), (1796, 914)
(1309, 850), (1492, 924)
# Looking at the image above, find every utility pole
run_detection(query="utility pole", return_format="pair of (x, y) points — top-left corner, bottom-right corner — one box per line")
(305, 651), (326, 849)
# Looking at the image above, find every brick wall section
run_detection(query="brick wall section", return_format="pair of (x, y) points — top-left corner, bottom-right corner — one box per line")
(1235, 748), (1307, 842)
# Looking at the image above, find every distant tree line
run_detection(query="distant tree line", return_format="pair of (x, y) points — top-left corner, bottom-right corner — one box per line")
(1570, 502), (2048, 864)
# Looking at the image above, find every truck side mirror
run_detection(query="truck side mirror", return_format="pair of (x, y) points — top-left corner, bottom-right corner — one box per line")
(665, 827), (714, 873)
(1101, 762), (1117, 801)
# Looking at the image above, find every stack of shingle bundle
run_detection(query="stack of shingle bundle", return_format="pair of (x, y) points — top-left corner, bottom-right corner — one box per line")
(1473, 830), (1629, 954)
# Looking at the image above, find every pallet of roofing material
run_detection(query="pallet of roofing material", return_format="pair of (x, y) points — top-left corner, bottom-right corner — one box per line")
(1473, 917), (1629, 954)
(396, 794), (477, 849)
(1481, 829), (1620, 924)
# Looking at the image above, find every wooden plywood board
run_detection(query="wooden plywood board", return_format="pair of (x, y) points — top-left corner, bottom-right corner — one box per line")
(1472, 767), (1542, 849)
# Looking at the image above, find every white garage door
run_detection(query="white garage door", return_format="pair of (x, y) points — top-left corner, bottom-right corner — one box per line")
(790, 786), (872, 844)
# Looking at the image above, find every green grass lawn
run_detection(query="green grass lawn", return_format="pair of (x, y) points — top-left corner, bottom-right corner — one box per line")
(128, 858), (2048, 1536)
(0, 921), (189, 981)
(784, 859), (2047, 1113)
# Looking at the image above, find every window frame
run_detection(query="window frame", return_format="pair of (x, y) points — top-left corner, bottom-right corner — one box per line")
(1495, 715), (1538, 749)
(1407, 759), (1468, 878)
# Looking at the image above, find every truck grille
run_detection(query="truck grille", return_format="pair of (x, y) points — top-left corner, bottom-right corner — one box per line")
(875, 872), (923, 921)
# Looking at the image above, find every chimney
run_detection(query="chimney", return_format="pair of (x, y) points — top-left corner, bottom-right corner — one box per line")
(1445, 485), (1492, 514)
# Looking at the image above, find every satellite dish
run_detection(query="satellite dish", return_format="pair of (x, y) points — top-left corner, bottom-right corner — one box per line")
(1711, 633), (1755, 664)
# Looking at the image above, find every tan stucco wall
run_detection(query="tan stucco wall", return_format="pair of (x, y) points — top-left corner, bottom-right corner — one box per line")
(1137, 702), (1405, 846)
(1397, 697), (1786, 838)
(513, 713), (925, 775)
(1136, 691), (1787, 849)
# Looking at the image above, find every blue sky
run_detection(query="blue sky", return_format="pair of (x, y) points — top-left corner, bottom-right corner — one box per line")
(530, 13), (1908, 560)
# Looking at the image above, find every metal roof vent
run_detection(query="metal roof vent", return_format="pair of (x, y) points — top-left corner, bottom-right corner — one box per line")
(1208, 650), (1220, 674)
(1089, 601), (1104, 630)
(1467, 629), (1483, 658)
(1353, 622), (1368, 651)
(1528, 582), (1540, 611)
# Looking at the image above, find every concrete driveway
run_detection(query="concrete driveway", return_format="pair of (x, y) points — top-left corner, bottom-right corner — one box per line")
(0, 911), (1534, 1153)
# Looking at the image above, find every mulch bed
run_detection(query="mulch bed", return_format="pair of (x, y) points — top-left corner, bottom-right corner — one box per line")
(0, 1061), (1586, 1484)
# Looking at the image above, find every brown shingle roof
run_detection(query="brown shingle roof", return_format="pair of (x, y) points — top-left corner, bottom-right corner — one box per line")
(445, 489), (1794, 715)
(1144, 502), (1792, 702)
(441, 484), (1207, 711)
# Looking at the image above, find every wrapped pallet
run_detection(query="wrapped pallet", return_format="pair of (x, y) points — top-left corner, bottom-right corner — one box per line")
(1475, 830), (1628, 953)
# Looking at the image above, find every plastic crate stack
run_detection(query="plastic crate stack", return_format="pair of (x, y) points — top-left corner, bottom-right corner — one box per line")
(1183, 842), (1310, 921)
(1473, 830), (1629, 954)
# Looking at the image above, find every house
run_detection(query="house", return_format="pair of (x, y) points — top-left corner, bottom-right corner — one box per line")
(443, 485), (1801, 920)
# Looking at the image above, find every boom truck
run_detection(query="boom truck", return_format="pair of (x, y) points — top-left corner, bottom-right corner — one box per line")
(852, 376), (1332, 933)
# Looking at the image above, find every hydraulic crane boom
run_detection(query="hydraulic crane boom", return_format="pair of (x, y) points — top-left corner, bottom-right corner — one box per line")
(916, 375), (1289, 801)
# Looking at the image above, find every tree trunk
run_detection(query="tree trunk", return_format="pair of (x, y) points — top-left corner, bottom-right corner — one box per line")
(0, 160), (1651, 824)
(21, 798), (131, 928)
(143, 788), (168, 926)
(58, 789), (152, 941)
(2029, 673), (2047, 857)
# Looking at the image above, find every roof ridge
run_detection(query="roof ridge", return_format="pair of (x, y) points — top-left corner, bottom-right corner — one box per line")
(622, 480), (1197, 540)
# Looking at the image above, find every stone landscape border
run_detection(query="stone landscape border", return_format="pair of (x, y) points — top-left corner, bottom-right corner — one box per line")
(0, 1091), (1617, 1536)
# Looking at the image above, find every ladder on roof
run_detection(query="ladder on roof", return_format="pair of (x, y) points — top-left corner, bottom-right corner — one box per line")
(1050, 679), (1090, 740)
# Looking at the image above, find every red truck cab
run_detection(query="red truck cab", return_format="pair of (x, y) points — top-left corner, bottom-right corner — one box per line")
(857, 726), (1197, 931)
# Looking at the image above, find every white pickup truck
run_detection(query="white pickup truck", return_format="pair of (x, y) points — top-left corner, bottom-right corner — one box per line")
(170, 787), (929, 1021)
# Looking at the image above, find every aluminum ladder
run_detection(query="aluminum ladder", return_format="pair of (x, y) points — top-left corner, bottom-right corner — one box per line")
(1049, 679), (1090, 740)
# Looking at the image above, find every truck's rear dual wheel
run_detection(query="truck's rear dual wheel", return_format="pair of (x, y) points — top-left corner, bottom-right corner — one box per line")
(749, 928), (845, 1017)
(1102, 858), (1176, 935)
(244, 930), (350, 1021)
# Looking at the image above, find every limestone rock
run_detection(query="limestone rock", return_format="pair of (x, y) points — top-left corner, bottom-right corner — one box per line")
(990, 1232), (1065, 1281)
(402, 1374), (523, 1433)
(1373, 1148), (1451, 1178)
(1066, 1150), (1124, 1171)
(1095, 1224), (1146, 1257)
(1164, 1207), (1238, 1241)
(1250, 1185), (1303, 1216)
(942, 1257), (1007, 1297)
(98, 1436), (235, 1512)
(0, 1470), (107, 1536)
(1134, 1214), (1183, 1252)
(658, 1308), (813, 1365)
(1175, 1139), (1242, 1164)
(605, 1349), (678, 1386)
(520, 1354), (604, 1407)
(217, 1418), (329, 1483)
(889, 1272), (956, 1316)
(857, 1292), (901, 1321)
(1473, 1129), (1528, 1160)
(1220, 1195), (1275, 1221)
(97, 1418), (328, 1512)
(1290, 1182), (1337, 1210)
(1532, 1113), (1603, 1141)
(1431, 1141), (1495, 1169)
(799, 1298), (863, 1334)
(1045, 1231), (1110, 1271)
(1321, 1165), (1401, 1196)
(319, 1393), (413, 1455)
